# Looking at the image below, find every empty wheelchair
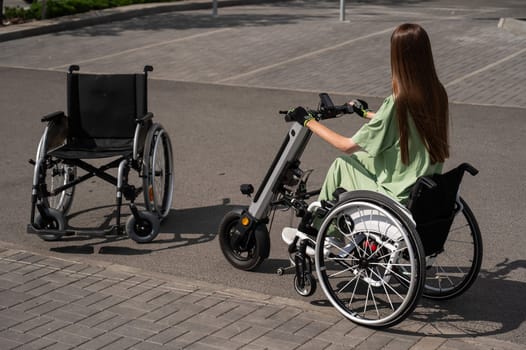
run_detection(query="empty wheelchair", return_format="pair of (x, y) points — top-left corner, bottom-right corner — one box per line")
(28, 65), (174, 243)
(218, 93), (482, 328)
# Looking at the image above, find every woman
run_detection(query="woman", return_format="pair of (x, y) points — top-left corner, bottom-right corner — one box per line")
(291, 23), (449, 205)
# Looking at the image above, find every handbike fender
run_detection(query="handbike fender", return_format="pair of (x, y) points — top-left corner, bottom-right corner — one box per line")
(235, 209), (271, 259)
(254, 223), (270, 259)
(222, 208), (271, 259)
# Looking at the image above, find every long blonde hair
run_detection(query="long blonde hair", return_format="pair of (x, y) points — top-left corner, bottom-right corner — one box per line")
(391, 23), (449, 165)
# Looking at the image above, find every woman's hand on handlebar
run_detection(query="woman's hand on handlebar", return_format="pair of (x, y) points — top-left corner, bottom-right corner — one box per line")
(349, 99), (371, 118)
(287, 106), (317, 126)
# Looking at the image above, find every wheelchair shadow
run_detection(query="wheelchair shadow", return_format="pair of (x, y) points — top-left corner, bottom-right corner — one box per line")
(255, 258), (295, 275)
(387, 259), (526, 338)
(49, 200), (243, 256)
(303, 259), (526, 338)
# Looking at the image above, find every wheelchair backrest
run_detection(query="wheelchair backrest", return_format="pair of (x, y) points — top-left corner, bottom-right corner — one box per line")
(67, 71), (147, 141)
(407, 163), (478, 255)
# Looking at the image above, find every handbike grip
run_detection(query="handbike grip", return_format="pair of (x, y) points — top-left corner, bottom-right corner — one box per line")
(318, 92), (353, 120)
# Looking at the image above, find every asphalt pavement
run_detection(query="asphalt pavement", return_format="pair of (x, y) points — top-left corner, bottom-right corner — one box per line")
(0, 0), (525, 349)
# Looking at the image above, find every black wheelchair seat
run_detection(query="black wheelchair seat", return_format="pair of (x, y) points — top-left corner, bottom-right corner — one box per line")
(48, 70), (148, 159)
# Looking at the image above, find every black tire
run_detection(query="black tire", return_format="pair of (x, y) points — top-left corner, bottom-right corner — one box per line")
(218, 210), (268, 271)
(423, 197), (483, 300)
(142, 123), (174, 220)
(35, 208), (65, 242)
(126, 211), (160, 243)
(315, 191), (426, 328)
(294, 273), (317, 297)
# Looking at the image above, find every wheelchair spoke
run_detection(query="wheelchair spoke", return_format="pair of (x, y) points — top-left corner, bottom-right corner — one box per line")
(336, 274), (360, 295)
(364, 270), (373, 315)
(327, 264), (358, 278)
(348, 271), (361, 309)
(373, 245), (407, 261)
(429, 262), (456, 288)
(422, 199), (482, 300)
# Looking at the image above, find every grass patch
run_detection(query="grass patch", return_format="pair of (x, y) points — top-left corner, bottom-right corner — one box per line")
(4, 0), (180, 21)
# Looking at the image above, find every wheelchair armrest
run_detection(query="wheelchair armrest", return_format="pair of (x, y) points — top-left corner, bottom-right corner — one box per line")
(41, 111), (65, 123)
(136, 112), (153, 125)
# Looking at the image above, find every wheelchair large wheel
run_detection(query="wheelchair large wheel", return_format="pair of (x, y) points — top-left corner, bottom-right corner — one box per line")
(36, 145), (76, 214)
(315, 191), (426, 328)
(218, 210), (270, 271)
(143, 124), (174, 220)
(423, 197), (483, 300)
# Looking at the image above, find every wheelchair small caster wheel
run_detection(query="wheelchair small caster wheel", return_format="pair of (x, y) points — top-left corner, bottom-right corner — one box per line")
(294, 273), (316, 297)
(126, 211), (160, 243)
(277, 268), (285, 276)
(35, 208), (65, 241)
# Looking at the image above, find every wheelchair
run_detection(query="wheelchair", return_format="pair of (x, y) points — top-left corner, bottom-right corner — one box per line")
(28, 65), (174, 243)
(310, 163), (482, 327)
(219, 93), (482, 328)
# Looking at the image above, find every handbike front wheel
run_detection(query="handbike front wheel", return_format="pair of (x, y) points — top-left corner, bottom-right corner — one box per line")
(315, 191), (426, 328)
(218, 210), (269, 271)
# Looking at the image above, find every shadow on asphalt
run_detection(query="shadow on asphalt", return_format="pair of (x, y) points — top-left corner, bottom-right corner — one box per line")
(49, 202), (242, 254)
(51, 0), (437, 38)
(263, 256), (526, 338)
(392, 259), (526, 338)
(56, 12), (325, 37)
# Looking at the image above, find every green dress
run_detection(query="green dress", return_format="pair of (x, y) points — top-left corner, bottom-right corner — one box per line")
(319, 95), (443, 204)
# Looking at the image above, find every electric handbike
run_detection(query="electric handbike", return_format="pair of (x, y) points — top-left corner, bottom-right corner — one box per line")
(218, 93), (347, 271)
(218, 93), (481, 328)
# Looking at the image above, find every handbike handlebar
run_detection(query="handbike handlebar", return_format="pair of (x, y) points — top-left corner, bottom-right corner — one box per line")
(280, 93), (354, 122)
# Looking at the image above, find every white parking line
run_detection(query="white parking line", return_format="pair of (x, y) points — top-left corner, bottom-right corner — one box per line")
(216, 26), (395, 84)
(49, 28), (232, 70)
(445, 47), (526, 87)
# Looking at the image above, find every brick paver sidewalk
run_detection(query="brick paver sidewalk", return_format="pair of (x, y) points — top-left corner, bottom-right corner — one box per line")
(1, 247), (523, 350)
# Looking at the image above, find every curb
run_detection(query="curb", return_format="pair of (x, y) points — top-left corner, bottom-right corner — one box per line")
(498, 17), (526, 36)
(0, 0), (290, 42)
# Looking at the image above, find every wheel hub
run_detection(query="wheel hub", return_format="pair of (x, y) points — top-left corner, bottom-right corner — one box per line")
(358, 257), (370, 268)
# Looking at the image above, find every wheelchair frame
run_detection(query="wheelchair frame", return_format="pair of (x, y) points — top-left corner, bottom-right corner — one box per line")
(28, 65), (174, 243)
(218, 93), (482, 328)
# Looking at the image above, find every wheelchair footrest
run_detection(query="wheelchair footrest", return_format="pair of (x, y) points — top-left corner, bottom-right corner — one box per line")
(27, 224), (73, 237)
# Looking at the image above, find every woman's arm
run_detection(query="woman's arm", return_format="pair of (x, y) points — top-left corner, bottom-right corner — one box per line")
(363, 111), (375, 119)
(305, 119), (362, 154)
